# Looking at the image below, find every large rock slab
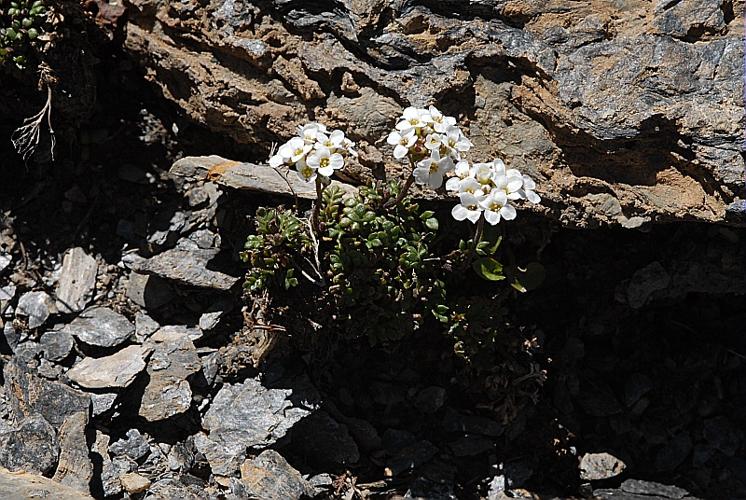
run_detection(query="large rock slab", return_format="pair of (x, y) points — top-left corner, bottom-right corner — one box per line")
(0, 466), (94, 500)
(52, 411), (93, 494)
(0, 415), (59, 475)
(234, 450), (315, 500)
(125, 1), (744, 227)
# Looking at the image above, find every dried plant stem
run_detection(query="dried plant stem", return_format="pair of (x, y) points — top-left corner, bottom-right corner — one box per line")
(11, 84), (56, 163)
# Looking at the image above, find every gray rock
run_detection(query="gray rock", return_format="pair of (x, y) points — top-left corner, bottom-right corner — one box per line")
(199, 376), (319, 476)
(3, 360), (90, 429)
(109, 429), (150, 461)
(579, 452), (626, 481)
(386, 439), (438, 476)
(2, 322), (18, 352)
(0, 284), (16, 313)
(91, 431), (122, 497)
(55, 247), (97, 314)
(234, 450), (315, 500)
(39, 329), (74, 361)
(0, 414), (59, 474)
(139, 327), (201, 421)
(91, 393), (118, 416)
(127, 272), (175, 310)
(135, 312), (160, 342)
(145, 478), (209, 499)
(288, 411), (360, 468)
(624, 373), (653, 407)
(448, 435), (494, 457)
(63, 307), (135, 348)
(405, 477), (456, 500)
(66, 345), (151, 389)
(703, 416), (741, 456)
(626, 262), (671, 309)
(0, 253), (11, 273)
(53, 411), (93, 493)
(16, 291), (55, 329)
(442, 409), (503, 437)
(654, 433), (692, 471)
(0, 464), (94, 499)
(123, 237), (239, 291)
(595, 479), (692, 500)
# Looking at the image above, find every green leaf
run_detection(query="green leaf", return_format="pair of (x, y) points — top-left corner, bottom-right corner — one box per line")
(472, 257), (505, 281)
(425, 217), (439, 231)
(419, 210), (434, 220)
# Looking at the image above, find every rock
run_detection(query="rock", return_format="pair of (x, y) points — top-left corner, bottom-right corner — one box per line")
(2, 322), (18, 352)
(198, 300), (232, 332)
(703, 416), (740, 456)
(0, 465), (94, 499)
(53, 411), (93, 493)
(16, 291), (55, 329)
(577, 379), (622, 417)
(624, 373), (653, 407)
(127, 272), (175, 310)
(109, 429), (150, 461)
(145, 478), (209, 499)
(135, 312), (160, 342)
(386, 439), (439, 476)
(91, 431), (122, 497)
(66, 345), (151, 389)
(91, 393), (118, 416)
(414, 386), (447, 414)
(3, 360), (90, 429)
(122, 236), (239, 291)
(120, 473), (151, 494)
(654, 433), (692, 472)
(0, 284), (16, 313)
(63, 307), (135, 348)
(170, 156), (358, 200)
(448, 435), (494, 457)
(39, 330), (74, 362)
(287, 411), (360, 468)
(55, 247), (97, 314)
(0, 415), (59, 474)
(138, 328), (201, 421)
(125, 1), (743, 228)
(235, 450), (315, 500)
(199, 376), (319, 476)
(595, 479), (691, 500)
(626, 262), (671, 309)
(442, 409), (503, 437)
(0, 253), (11, 273)
(579, 452), (626, 481)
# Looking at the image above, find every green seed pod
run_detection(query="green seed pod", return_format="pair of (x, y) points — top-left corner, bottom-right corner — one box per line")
(27, 27), (38, 39)
(5, 28), (18, 40)
(22, 17), (33, 27)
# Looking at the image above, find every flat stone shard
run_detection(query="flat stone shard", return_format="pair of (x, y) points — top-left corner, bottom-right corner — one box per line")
(138, 328), (201, 421)
(0, 466), (94, 500)
(53, 411), (94, 494)
(579, 452), (626, 481)
(63, 307), (135, 348)
(56, 247), (97, 314)
(3, 361), (90, 429)
(236, 450), (315, 500)
(126, 2), (744, 227)
(66, 345), (151, 389)
(39, 329), (74, 361)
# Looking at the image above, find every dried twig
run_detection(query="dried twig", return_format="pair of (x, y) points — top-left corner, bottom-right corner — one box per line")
(11, 85), (56, 163)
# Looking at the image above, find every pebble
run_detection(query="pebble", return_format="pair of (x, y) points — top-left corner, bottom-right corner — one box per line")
(120, 472), (151, 494)
(579, 452), (626, 481)
(39, 329), (74, 361)
(16, 291), (56, 329)
(63, 306), (135, 348)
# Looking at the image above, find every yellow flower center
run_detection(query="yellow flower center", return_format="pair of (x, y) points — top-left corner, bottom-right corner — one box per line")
(320, 158), (330, 168)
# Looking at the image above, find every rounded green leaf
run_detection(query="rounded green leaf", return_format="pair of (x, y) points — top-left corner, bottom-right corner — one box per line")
(472, 257), (505, 281)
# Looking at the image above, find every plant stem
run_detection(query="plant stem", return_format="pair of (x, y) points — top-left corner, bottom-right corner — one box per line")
(473, 214), (485, 246)
(384, 175), (414, 209)
(312, 176), (323, 231)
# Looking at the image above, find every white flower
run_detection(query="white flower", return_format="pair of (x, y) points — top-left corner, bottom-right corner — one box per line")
(387, 129), (417, 160)
(269, 154), (285, 168)
(471, 163), (493, 185)
(443, 126), (472, 158)
(425, 105), (457, 133)
(307, 147), (344, 177)
(315, 129), (346, 150)
(295, 159), (317, 183)
(452, 193), (483, 223)
(445, 160), (471, 192)
(413, 151), (454, 189)
(480, 190), (517, 225)
(396, 106), (427, 132)
(424, 133), (444, 151)
(520, 175), (541, 203)
(279, 137), (312, 163)
(494, 169), (524, 200)
(457, 177), (486, 199)
(299, 122), (327, 144)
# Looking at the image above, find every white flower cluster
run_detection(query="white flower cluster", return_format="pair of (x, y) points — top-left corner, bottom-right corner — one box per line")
(269, 122), (356, 183)
(445, 159), (541, 225)
(386, 106), (472, 189)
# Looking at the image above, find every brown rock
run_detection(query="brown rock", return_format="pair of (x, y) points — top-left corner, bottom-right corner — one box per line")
(120, 472), (151, 494)
(66, 345), (151, 389)
(0, 466), (93, 500)
(53, 412), (93, 494)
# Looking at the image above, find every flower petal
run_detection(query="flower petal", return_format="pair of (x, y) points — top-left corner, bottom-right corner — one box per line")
(500, 204), (517, 220)
(484, 209), (501, 225)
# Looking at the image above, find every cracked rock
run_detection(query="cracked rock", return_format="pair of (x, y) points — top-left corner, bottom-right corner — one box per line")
(0, 414), (59, 475)
(63, 307), (135, 348)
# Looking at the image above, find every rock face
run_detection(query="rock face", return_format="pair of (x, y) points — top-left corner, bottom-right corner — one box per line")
(124, 0), (744, 227)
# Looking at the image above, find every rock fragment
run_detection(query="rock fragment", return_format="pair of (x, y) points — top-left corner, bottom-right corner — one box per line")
(91, 431), (122, 497)
(235, 450), (315, 500)
(288, 411), (360, 468)
(120, 472), (151, 494)
(0, 415), (59, 474)
(3, 361), (90, 429)
(53, 411), (94, 493)
(39, 329), (74, 361)
(0, 465), (94, 500)
(579, 452), (626, 481)
(66, 345), (150, 389)
(16, 291), (55, 329)
(138, 327), (201, 421)
(63, 307), (135, 348)
(109, 429), (150, 461)
(126, 272), (174, 310)
(55, 247), (97, 314)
